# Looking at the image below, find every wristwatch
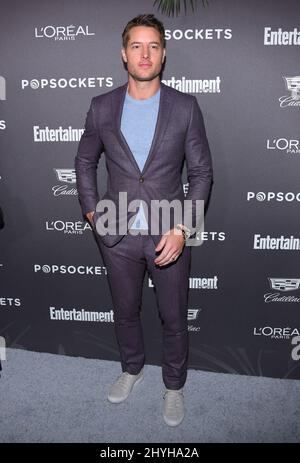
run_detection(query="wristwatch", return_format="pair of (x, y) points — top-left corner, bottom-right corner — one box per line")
(176, 223), (191, 242)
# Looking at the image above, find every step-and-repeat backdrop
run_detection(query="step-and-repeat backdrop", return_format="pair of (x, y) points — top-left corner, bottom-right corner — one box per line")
(1, 0), (300, 379)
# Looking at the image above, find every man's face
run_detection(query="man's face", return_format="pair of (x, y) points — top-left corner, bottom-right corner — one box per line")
(121, 26), (166, 82)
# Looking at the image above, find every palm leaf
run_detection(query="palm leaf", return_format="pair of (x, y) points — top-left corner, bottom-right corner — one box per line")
(153, 0), (209, 16)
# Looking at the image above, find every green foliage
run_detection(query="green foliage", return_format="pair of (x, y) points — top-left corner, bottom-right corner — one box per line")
(153, 0), (209, 17)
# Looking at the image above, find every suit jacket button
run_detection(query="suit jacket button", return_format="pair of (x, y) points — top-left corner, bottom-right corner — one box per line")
(139, 176), (144, 183)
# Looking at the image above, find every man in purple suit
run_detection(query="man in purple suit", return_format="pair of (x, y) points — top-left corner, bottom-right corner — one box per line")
(75, 14), (213, 427)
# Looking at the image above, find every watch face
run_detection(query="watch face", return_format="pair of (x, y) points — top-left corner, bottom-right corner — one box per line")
(176, 224), (191, 240)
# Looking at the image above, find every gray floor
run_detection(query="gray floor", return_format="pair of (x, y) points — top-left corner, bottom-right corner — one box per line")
(0, 347), (299, 443)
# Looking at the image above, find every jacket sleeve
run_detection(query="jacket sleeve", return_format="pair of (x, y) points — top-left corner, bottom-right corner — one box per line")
(74, 97), (104, 217)
(183, 96), (213, 232)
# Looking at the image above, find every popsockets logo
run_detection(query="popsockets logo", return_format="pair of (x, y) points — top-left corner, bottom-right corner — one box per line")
(279, 76), (300, 107)
(165, 28), (232, 41)
(34, 264), (107, 276)
(0, 297), (21, 307)
(247, 191), (300, 202)
(0, 76), (6, 100)
(21, 76), (113, 90)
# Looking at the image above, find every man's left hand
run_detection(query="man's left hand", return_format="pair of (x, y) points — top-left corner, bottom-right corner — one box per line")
(154, 228), (185, 266)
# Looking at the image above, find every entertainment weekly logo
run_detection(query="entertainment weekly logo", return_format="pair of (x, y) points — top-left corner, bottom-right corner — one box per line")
(21, 76), (113, 90)
(264, 278), (300, 303)
(162, 76), (221, 94)
(247, 191), (300, 202)
(279, 76), (300, 107)
(34, 126), (84, 142)
(267, 138), (300, 155)
(149, 275), (218, 289)
(48, 306), (202, 330)
(253, 234), (300, 251)
(165, 28), (232, 41)
(264, 27), (300, 46)
(34, 25), (95, 41)
(49, 306), (114, 322)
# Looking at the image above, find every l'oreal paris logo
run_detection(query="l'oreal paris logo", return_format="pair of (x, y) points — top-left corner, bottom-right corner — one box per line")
(34, 25), (95, 41)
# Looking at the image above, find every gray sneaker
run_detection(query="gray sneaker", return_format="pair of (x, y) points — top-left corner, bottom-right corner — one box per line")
(107, 368), (144, 403)
(163, 388), (185, 426)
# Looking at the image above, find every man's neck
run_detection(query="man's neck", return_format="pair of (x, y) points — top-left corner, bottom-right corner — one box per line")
(127, 77), (161, 100)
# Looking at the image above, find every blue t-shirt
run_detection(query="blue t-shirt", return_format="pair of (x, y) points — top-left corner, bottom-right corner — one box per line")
(121, 87), (160, 230)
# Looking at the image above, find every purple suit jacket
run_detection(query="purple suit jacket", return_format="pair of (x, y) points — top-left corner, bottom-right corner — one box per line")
(75, 81), (213, 247)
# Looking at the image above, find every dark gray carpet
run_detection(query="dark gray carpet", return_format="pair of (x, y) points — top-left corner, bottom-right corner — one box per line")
(0, 348), (299, 443)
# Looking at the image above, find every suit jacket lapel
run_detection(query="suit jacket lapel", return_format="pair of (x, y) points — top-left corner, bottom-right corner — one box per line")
(112, 83), (141, 174)
(112, 81), (173, 176)
(141, 82), (172, 175)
